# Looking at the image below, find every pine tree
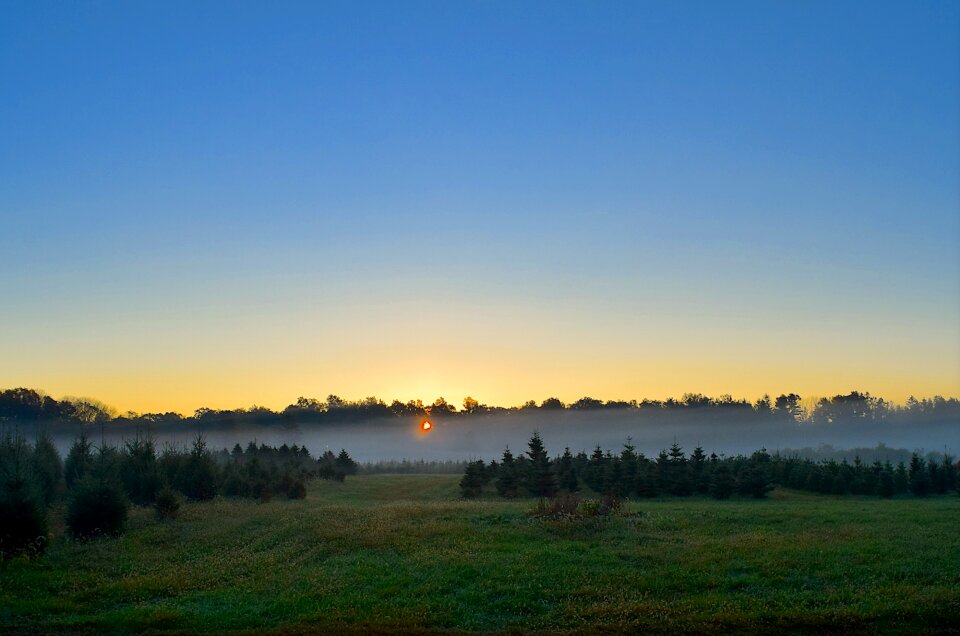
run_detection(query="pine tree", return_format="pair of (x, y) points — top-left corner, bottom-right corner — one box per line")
(335, 449), (358, 475)
(690, 446), (708, 494)
(619, 440), (638, 497)
(31, 432), (63, 507)
(64, 434), (94, 487)
(709, 464), (734, 500)
(908, 454), (931, 497)
(737, 462), (773, 498)
(635, 458), (658, 497)
(877, 466), (894, 498)
(524, 432), (557, 497)
(893, 462), (909, 494)
(495, 448), (520, 498)
(667, 443), (691, 496)
(459, 460), (485, 498)
(584, 446), (605, 492)
(556, 447), (579, 492)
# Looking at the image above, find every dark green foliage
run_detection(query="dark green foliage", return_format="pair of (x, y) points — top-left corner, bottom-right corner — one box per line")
(153, 485), (181, 520)
(0, 433), (48, 558)
(495, 448), (520, 498)
(878, 467), (894, 498)
(710, 465), (735, 500)
(894, 462), (909, 494)
(176, 435), (219, 501)
(473, 434), (960, 502)
(30, 432), (62, 507)
(583, 447), (605, 492)
(64, 435), (94, 487)
(120, 434), (161, 505)
(523, 432), (558, 498)
(690, 446), (709, 494)
(459, 460), (485, 498)
(908, 455), (931, 497)
(665, 443), (692, 496)
(0, 477), (48, 558)
(556, 447), (579, 492)
(335, 449), (358, 476)
(286, 479), (307, 500)
(66, 476), (129, 540)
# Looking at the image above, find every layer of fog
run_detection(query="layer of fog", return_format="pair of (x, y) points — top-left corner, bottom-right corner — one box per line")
(31, 410), (960, 462)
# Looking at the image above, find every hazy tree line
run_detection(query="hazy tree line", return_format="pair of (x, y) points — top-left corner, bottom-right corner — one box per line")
(460, 433), (960, 501)
(2, 387), (958, 429)
(0, 431), (356, 559)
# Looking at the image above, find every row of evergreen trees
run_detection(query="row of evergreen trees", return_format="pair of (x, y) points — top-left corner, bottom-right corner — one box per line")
(0, 431), (356, 559)
(460, 433), (960, 501)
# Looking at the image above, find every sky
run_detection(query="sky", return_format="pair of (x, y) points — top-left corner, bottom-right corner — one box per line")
(1, 1), (959, 415)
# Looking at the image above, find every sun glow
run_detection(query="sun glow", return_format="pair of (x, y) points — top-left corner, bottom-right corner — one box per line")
(421, 420), (432, 432)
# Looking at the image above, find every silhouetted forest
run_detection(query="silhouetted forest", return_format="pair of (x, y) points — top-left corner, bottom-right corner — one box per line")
(3, 387), (958, 427)
(461, 432), (960, 501)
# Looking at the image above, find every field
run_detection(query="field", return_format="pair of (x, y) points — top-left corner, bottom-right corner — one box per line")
(2, 475), (958, 634)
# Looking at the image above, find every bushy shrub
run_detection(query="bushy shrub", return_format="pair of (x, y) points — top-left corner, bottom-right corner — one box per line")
(66, 477), (129, 540)
(153, 485), (181, 521)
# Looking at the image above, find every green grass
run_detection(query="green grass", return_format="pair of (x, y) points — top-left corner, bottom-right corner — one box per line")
(2, 475), (958, 634)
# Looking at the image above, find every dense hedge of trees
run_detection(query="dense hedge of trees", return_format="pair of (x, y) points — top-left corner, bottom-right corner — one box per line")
(460, 433), (960, 501)
(3, 387), (958, 429)
(0, 431), (355, 558)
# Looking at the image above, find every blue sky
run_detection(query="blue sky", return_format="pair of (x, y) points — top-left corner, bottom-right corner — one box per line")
(1, 1), (958, 412)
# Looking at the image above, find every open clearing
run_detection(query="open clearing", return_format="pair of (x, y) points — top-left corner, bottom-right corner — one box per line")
(2, 474), (958, 634)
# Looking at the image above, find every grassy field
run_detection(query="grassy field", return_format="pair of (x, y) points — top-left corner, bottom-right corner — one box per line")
(1, 475), (958, 634)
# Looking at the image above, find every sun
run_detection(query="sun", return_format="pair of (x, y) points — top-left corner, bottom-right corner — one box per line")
(421, 420), (432, 432)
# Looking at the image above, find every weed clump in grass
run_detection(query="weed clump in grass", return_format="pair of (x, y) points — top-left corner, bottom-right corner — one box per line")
(528, 493), (623, 536)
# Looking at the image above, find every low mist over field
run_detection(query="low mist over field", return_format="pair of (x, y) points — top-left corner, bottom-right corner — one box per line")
(5, 389), (957, 461)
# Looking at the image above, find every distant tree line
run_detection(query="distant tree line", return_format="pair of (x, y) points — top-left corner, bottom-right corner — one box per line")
(2, 387), (958, 429)
(0, 431), (356, 559)
(460, 433), (960, 501)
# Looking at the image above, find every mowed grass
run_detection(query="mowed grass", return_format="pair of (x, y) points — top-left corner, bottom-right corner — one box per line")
(2, 475), (958, 634)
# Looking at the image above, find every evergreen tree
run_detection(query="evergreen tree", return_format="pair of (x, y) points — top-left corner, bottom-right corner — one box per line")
(908, 454), (931, 497)
(709, 464), (734, 500)
(893, 462), (909, 494)
(667, 443), (691, 496)
(584, 446), (605, 492)
(602, 453), (623, 496)
(176, 434), (218, 501)
(635, 459), (658, 497)
(524, 432), (558, 497)
(690, 446), (708, 494)
(495, 448), (520, 498)
(335, 449), (358, 475)
(459, 460), (485, 498)
(556, 447), (579, 492)
(737, 462), (773, 498)
(31, 432), (62, 507)
(64, 434), (94, 487)
(120, 434), (161, 505)
(619, 440), (638, 496)
(877, 466), (894, 498)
